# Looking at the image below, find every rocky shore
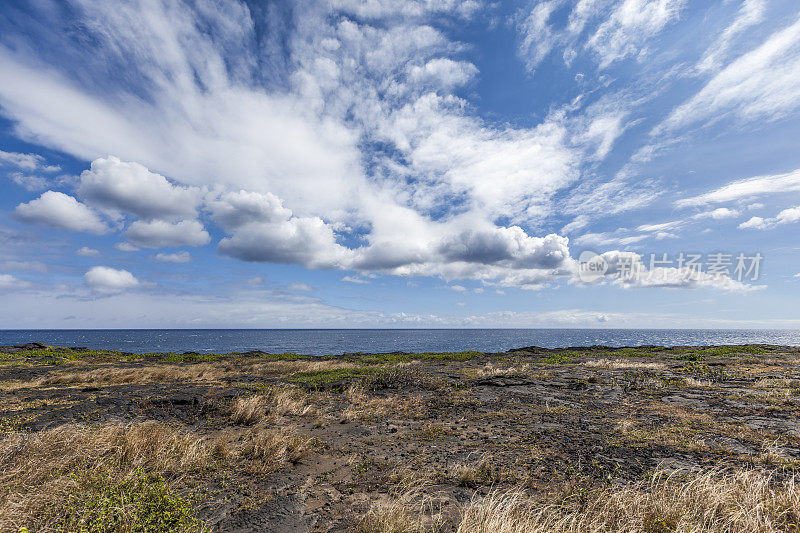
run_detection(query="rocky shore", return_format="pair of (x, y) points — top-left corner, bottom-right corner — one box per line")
(2, 343), (800, 532)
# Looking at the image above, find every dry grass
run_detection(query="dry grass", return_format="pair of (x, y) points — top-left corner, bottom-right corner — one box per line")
(230, 386), (315, 424)
(339, 384), (426, 423)
(470, 362), (532, 378)
(0, 420), (313, 531)
(755, 378), (800, 389)
(1, 358), (363, 392)
(388, 465), (432, 492)
(0, 421), (222, 531)
(247, 359), (362, 378)
(3, 364), (225, 390)
(455, 454), (509, 487)
(456, 468), (800, 532)
(584, 358), (665, 370)
(683, 376), (714, 387)
(354, 489), (446, 533)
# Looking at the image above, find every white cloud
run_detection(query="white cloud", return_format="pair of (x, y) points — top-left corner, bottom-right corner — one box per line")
(579, 251), (760, 292)
(659, 16), (800, 133)
(154, 251), (192, 263)
(407, 58), (478, 90)
(115, 242), (140, 252)
(692, 207), (740, 220)
(0, 273), (30, 290)
(84, 266), (139, 293)
(13, 191), (108, 234)
(636, 220), (683, 232)
(0, 0), (776, 296)
(77, 246), (101, 257)
(588, 0), (686, 68)
(0, 149), (59, 171)
(126, 219), (210, 248)
(78, 156), (202, 220)
(738, 205), (800, 230)
(207, 190), (291, 230)
(676, 169), (800, 207)
(287, 282), (314, 291)
(0, 2), (582, 289)
(697, 0), (766, 73)
(516, 0), (563, 72)
(9, 172), (48, 191)
(574, 231), (648, 247)
(342, 276), (370, 284)
(218, 216), (351, 267)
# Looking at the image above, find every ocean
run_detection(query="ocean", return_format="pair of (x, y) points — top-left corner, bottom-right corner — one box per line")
(1, 329), (799, 354)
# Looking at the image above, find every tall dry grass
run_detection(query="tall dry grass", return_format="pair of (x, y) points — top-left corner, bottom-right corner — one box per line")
(3, 364), (225, 390)
(456, 468), (800, 533)
(339, 383), (426, 422)
(229, 386), (315, 424)
(354, 489), (447, 533)
(0, 420), (312, 531)
(583, 359), (665, 370)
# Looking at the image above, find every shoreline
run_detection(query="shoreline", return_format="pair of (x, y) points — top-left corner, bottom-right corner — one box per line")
(2, 343), (800, 531)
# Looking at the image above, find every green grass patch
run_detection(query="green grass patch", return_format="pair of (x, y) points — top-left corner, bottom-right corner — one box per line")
(59, 468), (203, 533)
(675, 345), (767, 359)
(285, 367), (380, 389)
(542, 353), (574, 364)
(676, 353), (705, 361)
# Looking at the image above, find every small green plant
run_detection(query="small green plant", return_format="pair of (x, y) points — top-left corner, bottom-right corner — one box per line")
(61, 468), (203, 532)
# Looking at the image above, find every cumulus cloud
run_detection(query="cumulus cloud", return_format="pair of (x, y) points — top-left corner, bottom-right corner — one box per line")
(0, 273), (30, 290)
(84, 266), (139, 293)
(693, 207), (740, 220)
(739, 206), (800, 230)
(0, 1), (583, 288)
(0, 0), (786, 296)
(218, 216), (350, 267)
(13, 191), (108, 234)
(154, 251), (192, 263)
(206, 190), (291, 230)
(434, 227), (569, 269)
(78, 156), (202, 220)
(578, 251), (760, 292)
(126, 219), (210, 248)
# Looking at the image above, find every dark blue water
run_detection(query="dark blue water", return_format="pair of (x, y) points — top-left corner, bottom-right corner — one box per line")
(1, 329), (799, 354)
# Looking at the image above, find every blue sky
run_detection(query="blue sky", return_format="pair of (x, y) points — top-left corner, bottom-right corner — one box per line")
(0, 0), (799, 328)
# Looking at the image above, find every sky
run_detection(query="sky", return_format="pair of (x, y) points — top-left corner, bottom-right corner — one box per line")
(0, 0), (799, 329)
